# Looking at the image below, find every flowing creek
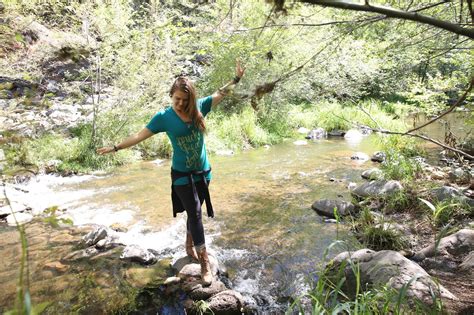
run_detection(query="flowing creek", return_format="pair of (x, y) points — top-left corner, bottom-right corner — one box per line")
(0, 112), (471, 313)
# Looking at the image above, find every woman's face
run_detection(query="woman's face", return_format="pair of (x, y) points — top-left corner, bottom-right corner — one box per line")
(171, 89), (189, 112)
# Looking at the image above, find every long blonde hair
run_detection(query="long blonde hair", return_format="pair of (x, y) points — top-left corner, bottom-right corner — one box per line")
(169, 77), (206, 133)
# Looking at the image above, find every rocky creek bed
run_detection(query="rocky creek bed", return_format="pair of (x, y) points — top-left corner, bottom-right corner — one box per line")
(311, 156), (474, 314)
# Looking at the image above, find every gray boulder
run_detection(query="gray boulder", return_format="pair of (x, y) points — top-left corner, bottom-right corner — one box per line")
(311, 199), (355, 218)
(306, 127), (327, 140)
(413, 229), (474, 261)
(187, 280), (228, 300)
(448, 167), (471, 185)
(173, 253), (220, 278)
(120, 244), (156, 265)
(82, 226), (109, 246)
(431, 186), (474, 207)
(352, 180), (403, 198)
(63, 247), (100, 262)
(329, 249), (457, 305)
(345, 129), (363, 140)
(371, 151), (386, 163)
(459, 251), (474, 272)
(361, 168), (383, 180)
(207, 290), (245, 315)
(328, 129), (346, 137)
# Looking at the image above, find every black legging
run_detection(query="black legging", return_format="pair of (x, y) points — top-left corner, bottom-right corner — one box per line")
(173, 180), (210, 248)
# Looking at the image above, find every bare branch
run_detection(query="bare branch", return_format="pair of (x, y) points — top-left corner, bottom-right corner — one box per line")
(333, 113), (474, 160)
(297, 0), (474, 38)
(405, 77), (474, 134)
(234, 19), (374, 32)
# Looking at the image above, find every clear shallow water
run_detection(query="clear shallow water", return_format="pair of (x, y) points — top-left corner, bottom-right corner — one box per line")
(1, 135), (378, 312)
(1, 112), (470, 313)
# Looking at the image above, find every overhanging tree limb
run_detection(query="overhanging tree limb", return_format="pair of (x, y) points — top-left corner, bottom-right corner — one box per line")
(405, 77), (474, 134)
(295, 0), (474, 39)
(333, 113), (474, 160)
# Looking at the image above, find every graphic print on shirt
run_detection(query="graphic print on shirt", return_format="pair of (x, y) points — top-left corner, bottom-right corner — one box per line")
(176, 129), (202, 169)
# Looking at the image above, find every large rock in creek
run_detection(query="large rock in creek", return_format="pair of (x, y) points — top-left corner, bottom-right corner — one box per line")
(352, 180), (403, 198)
(305, 128), (327, 140)
(311, 199), (356, 218)
(328, 129), (346, 137)
(207, 290), (245, 315)
(413, 229), (474, 262)
(431, 186), (474, 207)
(344, 129), (363, 140)
(361, 168), (383, 180)
(120, 244), (157, 265)
(82, 226), (108, 246)
(328, 249), (457, 305)
(371, 151), (386, 163)
(165, 254), (245, 314)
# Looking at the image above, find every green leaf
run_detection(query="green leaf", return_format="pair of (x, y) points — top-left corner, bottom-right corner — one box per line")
(31, 301), (51, 315)
(15, 33), (24, 43)
(24, 290), (32, 314)
(59, 218), (74, 226)
(418, 198), (435, 212)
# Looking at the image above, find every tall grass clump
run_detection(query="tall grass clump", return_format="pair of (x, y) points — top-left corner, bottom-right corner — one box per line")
(419, 197), (472, 228)
(24, 124), (140, 173)
(207, 106), (271, 152)
(286, 100), (409, 133)
(352, 207), (409, 251)
(378, 134), (425, 182)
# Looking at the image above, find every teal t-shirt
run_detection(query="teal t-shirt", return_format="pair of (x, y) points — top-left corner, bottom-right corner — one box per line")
(146, 96), (213, 185)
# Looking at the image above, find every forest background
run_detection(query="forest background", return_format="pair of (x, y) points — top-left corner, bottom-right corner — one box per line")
(0, 0), (472, 174)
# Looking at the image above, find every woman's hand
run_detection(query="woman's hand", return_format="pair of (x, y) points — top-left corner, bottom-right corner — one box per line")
(235, 59), (245, 79)
(96, 146), (115, 155)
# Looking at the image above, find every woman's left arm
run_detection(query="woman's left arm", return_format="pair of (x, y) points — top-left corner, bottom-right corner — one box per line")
(211, 59), (245, 107)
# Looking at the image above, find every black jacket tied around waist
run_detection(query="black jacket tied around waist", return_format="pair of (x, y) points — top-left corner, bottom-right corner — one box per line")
(171, 168), (214, 218)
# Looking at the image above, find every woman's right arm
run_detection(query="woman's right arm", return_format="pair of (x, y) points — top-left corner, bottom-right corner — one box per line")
(96, 127), (155, 155)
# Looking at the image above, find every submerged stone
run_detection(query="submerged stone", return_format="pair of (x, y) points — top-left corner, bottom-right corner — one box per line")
(351, 152), (370, 161)
(311, 199), (355, 218)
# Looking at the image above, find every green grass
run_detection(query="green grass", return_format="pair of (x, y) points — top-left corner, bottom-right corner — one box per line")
(352, 208), (409, 251)
(419, 197), (473, 227)
(380, 149), (424, 182)
(288, 242), (445, 314)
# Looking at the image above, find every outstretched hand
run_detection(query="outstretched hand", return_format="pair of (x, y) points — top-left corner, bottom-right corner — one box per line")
(236, 59), (245, 79)
(96, 146), (115, 155)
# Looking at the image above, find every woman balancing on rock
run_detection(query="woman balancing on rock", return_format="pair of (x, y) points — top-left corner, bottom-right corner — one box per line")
(97, 60), (245, 286)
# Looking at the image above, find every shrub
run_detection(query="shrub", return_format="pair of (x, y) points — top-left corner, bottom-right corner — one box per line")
(380, 150), (423, 182)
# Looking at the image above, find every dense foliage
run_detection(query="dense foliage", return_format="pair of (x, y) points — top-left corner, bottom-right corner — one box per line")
(1, 0), (472, 172)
